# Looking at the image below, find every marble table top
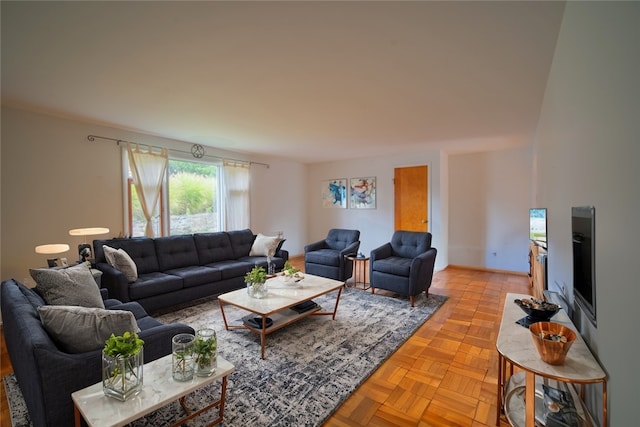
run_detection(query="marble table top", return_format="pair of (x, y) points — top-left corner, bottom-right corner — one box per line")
(72, 354), (234, 427)
(497, 293), (605, 382)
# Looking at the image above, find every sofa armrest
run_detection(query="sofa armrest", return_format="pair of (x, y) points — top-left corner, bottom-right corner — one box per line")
(96, 262), (131, 303)
(275, 248), (289, 261)
(370, 242), (392, 262)
(304, 240), (328, 253)
(339, 241), (360, 258)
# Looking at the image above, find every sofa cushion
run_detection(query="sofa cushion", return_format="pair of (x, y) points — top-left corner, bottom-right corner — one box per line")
(390, 231), (432, 258)
(227, 228), (256, 259)
(30, 263), (105, 308)
(94, 237), (159, 274)
(194, 232), (235, 264)
(164, 266), (222, 288)
(38, 305), (137, 353)
(128, 272), (184, 300)
(204, 260), (253, 280)
(154, 235), (200, 271)
(305, 249), (341, 267)
(371, 256), (412, 277)
(103, 245), (138, 282)
(249, 233), (283, 257)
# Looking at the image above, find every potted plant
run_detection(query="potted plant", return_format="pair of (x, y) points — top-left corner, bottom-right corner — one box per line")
(194, 328), (217, 376)
(245, 265), (268, 298)
(102, 331), (144, 401)
(282, 261), (304, 284)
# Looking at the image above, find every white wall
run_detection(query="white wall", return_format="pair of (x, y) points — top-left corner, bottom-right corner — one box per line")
(449, 147), (532, 272)
(0, 107), (308, 284)
(306, 150), (449, 271)
(534, 2), (640, 424)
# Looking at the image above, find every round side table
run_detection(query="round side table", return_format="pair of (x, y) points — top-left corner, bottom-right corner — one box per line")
(347, 256), (370, 290)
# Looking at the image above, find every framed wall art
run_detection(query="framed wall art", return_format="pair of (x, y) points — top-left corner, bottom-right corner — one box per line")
(321, 179), (347, 208)
(350, 177), (376, 209)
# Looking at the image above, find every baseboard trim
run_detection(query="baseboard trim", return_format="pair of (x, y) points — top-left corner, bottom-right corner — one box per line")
(445, 264), (528, 276)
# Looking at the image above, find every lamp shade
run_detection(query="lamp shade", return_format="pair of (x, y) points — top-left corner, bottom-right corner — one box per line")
(35, 244), (70, 255)
(69, 227), (110, 237)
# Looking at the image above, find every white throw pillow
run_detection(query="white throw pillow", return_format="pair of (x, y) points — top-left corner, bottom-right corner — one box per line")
(38, 305), (138, 353)
(103, 245), (138, 282)
(30, 262), (104, 308)
(249, 233), (282, 257)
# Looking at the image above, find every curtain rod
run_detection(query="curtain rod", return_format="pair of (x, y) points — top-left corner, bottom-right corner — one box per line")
(87, 134), (269, 168)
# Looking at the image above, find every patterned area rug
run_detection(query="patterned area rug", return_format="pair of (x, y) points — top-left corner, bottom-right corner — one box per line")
(4, 287), (447, 426)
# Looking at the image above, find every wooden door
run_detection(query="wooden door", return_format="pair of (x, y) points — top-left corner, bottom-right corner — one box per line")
(394, 165), (428, 232)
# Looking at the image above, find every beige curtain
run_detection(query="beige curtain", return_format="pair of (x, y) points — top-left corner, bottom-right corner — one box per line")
(222, 160), (250, 230)
(127, 143), (168, 237)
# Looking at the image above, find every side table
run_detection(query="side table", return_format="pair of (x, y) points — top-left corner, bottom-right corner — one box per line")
(347, 256), (370, 290)
(73, 354), (234, 427)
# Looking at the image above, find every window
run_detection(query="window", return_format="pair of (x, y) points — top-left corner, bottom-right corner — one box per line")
(124, 147), (247, 237)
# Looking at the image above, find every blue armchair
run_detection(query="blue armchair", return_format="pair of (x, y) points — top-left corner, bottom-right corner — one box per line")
(370, 231), (437, 306)
(304, 229), (361, 281)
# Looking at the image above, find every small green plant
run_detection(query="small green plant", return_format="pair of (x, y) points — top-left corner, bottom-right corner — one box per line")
(103, 331), (144, 357)
(283, 261), (300, 276)
(245, 265), (267, 284)
(194, 335), (217, 370)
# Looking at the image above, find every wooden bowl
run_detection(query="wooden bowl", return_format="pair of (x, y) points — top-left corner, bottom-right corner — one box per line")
(529, 322), (576, 365)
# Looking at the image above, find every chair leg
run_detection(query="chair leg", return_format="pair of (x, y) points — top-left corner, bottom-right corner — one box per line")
(410, 295), (415, 307)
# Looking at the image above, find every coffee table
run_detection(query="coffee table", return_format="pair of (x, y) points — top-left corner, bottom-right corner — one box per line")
(218, 273), (344, 359)
(72, 354), (234, 427)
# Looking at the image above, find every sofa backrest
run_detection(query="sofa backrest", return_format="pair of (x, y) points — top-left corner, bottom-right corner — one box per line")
(194, 232), (235, 264)
(326, 228), (360, 251)
(391, 231), (433, 259)
(94, 237), (160, 274)
(154, 235), (200, 271)
(227, 228), (256, 259)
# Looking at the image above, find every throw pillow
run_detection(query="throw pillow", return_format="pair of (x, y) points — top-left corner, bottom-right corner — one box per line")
(38, 305), (138, 353)
(103, 245), (138, 283)
(249, 233), (282, 257)
(30, 262), (105, 308)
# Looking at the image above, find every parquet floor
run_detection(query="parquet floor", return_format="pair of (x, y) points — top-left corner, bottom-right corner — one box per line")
(0, 260), (527, 426)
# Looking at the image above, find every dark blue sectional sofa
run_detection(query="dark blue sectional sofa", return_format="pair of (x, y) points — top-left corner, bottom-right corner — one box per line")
(93, 229), (288, 312)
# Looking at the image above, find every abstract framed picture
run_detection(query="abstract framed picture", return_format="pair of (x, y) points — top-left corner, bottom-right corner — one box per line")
(321, 179), (348, 208)
(350, 177), (376, 209)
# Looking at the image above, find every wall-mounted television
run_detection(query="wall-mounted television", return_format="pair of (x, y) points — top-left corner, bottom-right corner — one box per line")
(529, 208), (547, 249)
(572, 206), (596, 326)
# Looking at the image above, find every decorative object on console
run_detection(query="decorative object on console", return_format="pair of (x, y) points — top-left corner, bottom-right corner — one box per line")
(529, 321), (577, 365)
(102, 331), (144, 401)
(245, 265), (268, 298)
(69, 227), (110, 262)
(514, 298), (560, 328)
(35, 243), (70, 268)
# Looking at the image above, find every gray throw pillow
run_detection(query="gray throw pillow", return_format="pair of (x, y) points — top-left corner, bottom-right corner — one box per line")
(103, 245), (138, 282)
(38, 305), (138, 353)
(30, 262), (104, 308)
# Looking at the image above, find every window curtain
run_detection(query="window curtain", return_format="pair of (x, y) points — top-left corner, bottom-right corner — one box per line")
(127, 143), (168, 237)
(222, 160), (250, 230)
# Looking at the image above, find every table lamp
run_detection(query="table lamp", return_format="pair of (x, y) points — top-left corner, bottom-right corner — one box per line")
(35, 243), (70, 268)
(68, 227), (110, 262)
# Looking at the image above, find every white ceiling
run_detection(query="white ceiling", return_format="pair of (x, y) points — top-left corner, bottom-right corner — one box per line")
(2, 1), (565, 164)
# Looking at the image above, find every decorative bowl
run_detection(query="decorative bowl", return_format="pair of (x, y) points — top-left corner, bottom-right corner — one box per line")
(514, 298), (560, 321)
(529, 322), (576, 365)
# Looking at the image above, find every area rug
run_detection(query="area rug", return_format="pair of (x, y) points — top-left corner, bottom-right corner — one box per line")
(4, 287), (447, 427)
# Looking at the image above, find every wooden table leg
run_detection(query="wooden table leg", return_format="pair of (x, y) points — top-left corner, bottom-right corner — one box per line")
(525, 371), (535, 427)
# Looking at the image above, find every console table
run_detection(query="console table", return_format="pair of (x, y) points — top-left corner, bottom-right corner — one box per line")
(496, 293), (607, 427)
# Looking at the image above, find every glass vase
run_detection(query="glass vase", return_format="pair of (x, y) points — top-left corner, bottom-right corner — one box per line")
(172, 333), (195, 381)
(195, 328), (217, 377)
(247, 281), (268, 298)
(102, 349), (143, 401)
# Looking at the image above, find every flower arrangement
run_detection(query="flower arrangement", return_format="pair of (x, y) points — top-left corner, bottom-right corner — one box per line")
(102, 332), (144, 401)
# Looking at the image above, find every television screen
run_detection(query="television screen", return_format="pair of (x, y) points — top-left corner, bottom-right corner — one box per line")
(572, 206), (596, 326)
(529, 208), (547, 248)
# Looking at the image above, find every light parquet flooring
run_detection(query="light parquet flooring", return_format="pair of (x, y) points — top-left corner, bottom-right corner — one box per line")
(0, 261), (528, 427)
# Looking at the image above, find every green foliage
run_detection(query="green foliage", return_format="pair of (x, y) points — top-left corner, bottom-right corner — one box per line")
(194, 334), (217, 369)
(169, 160), (216, 178)
(245, 266), (267, 284)
(283, 261), (299, 275)
(169, 172), (214, 215)
(103, 331), (144, 357)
